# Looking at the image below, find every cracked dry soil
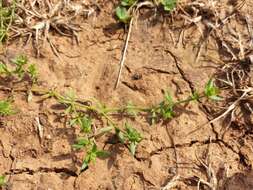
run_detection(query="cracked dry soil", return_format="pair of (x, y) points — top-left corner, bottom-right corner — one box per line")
(1, 0), (253, 189)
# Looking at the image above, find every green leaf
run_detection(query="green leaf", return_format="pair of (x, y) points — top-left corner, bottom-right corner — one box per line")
(0, 63), (9, 75)
(191, 91), (200, 100)
(0, 175), (6, 187)
(72, 138), (90, 150)
(80, 160), (88, 171)
(79, 116), (92, 133)
(121, 0), (137, 6)
(204, 79), (222, 101)
(125, 101), (139, 117)
(160, 0), (177, 11)
(96, 150), (110, 158)
(116, 127), (125, 143)
(124, 123), (142, 143)
(0, 100), (14, 116)
(160, 105), (174, 119)
(115, 6), (131, 23)
(96, 126), (113, 137)
(28, 64), (38, 82)
(164, 91), (174, 105)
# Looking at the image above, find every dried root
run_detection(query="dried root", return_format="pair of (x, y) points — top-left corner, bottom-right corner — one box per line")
(9, 0), (94, 56)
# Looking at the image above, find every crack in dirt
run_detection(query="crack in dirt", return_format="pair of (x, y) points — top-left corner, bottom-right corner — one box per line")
(149, 138), (239, 157)
(162, 49), (241, 158)
(5, 167), (78, 177)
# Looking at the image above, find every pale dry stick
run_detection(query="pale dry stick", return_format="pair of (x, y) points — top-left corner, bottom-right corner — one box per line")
(195, 145), (218, 190)
(35, 117), (43, 142)
(205, 89), (250, 126)
(115, 1), (154, 89)
(161, 175), (181, 190)
(237, 32), (245, 60)
(188, 88), (252, 135)
(246, 14), (253, 47)
(114, 17), (134, 89)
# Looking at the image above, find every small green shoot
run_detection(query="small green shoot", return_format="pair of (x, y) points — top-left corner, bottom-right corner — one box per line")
(0, 100), (14, 116)
(0, 62), (10, 76)
(71, 115), (92, 133)
(29, 78), (220, 171)
(116, 6), (131, 23)
(204, 79), (222, 101)
(0, 55), (37, 83)
(0, 175), (6, 187)
(60, 90), (78, 114)
(27, 64), (38, 83)
(12, 55), (28, 78)
(125, 101), (139, 117)
(73, 137), (91, 150)
(0, 1), (16, 43)
(115, 0), (177, 23)
(81, 142), (110, 171)
(160, 0), (177, 11)
(116, 123), (142, 156)
(121, 0), (137, 6)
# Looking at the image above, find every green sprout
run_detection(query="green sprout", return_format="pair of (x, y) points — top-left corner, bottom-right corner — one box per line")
(160, 0), (177, 11)
(70, 115), (92, 133)
(0, 1), (16, 43)
(0, 175), (6, 187)
(27, 64), (38, 83)
(30, 78), (220, 171)
(115, 0), (177, 23)
(116, 123), (142, 156)
(204, 79), (222, 101)
(116, 6), (131, 23)
(0, 100), (14, 116)
(0, 55), (39, 84)
(0, 62), (10, 76)
(12, 55), (28, 78)
(121, 0), (137, 6)
(80, 142), (110, 171)
(73, 137), (91, 150)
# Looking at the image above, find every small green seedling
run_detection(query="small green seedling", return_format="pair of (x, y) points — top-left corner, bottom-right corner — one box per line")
(0, 175), (6, 187)
(0, 55), (38, 83)
(73, 137), (91, 150)
(0, 1), (16, 43)
(12, 55), (28, 78)
(116, 123), (142, 156)
(81, 142), (110, 171)
(0, 62), (10, 76)
(115, 0), (177, 23)
(70, 115), (92, 133)
(0, 100), (14, 116)
(59, 90), (78, 114)
(125, 101), (140, 117)
(160, 0), (177, 11)
(160, 91), (175, 119)
(204, 79), (222, 101)
(116, 6), (131, 23)
(30, 77), (220, 171)
(121, 0), (137, 6)
(27, 64), (38, 83)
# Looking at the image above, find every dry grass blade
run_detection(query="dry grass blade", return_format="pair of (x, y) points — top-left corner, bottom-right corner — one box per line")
(161, 175), (181, 190)
(9, 0), (93, 56)
(114, 1), (154, 89)
(35, 116), (43, 142)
